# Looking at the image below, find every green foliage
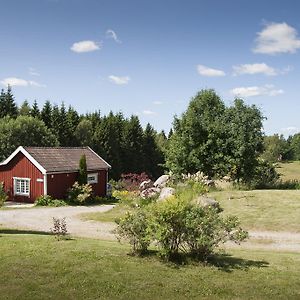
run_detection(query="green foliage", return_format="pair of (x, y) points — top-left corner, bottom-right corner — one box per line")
(0, 182), (8, 206)
(75, 119), (93, 146)
(35, 195), (67, 207)
(166, 90), (264, 183)
(0, 86), (18, 118)
(67, 182), (92, 204)
(115, 209), (151, 255)
(261, 134), (288, 162)
(0, 115), (59, 161)
(251, 160), (280, 189)
(78, 154), (87, 184)
(115, 187), (248, 260)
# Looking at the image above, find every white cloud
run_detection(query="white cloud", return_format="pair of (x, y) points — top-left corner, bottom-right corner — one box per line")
(0, 77), (46, 88)
(253, 22), (300, 54)
(28, 67), (40, 76)
(233, 63), (277, 76)
(153, 101), (163, 105)
(106, 29), (121, 43)
(197, 65), (225, 77)
(142, 110), (156, 115)
(230, 84), (284, 98)
(70, 40), (101, 53)
(108, 75), (130, 85)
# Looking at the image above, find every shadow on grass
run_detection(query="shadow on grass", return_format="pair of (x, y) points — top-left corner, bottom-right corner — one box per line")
(131, 250), (269, 272)
(0, 229), (76, 241)
(0, 228), (52, 235)
(208, 253), (269, 273)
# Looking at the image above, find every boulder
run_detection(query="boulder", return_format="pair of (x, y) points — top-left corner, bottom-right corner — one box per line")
(153, 175), (169, 188)
(158, 187), (175, 201)
(193, 196), (222, 211)
(140, 187), (160, 199)
(139, 179), (153, 191)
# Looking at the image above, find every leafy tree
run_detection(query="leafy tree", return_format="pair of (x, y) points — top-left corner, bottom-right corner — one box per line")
(166, 90), (264, 183)
(75, 119), (93, 146)
(19, 100), (31, 116)
(261, 134), (288, 162)
(0, 116), (59, 161)
(78, 154), (88, 185)
(288, 133), (300, 160)
(224, 99), (264, 182)
(166, 89), (226, 176)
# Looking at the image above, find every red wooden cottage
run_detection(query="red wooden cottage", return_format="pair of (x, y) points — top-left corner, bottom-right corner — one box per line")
(0, 146), (111, 203)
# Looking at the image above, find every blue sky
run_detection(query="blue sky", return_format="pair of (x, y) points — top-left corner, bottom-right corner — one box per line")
(1, 0), (300, 136)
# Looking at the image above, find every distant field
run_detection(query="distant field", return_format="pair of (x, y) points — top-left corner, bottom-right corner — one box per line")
(209, 190), (300, 232)
(276, 161), (300, 181)
(1, 232), (300, 300)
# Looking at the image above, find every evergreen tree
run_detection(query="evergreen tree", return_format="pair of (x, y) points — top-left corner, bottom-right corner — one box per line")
(30, 100), (40, 118)
(0, 89), (6, 118)
(51, 104), (60, 138)
(66, 106), (80, 146)
(93, 112), (124, 179)
(0, 86), (18, 118)
(122, 115), (145, 174)
(78, 154), (87, 184)
(41, 100), (52, 128)
(142, 123), (164, 178)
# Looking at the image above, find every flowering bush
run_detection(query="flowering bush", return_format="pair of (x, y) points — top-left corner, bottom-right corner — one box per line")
(67, 182), (93, 204)
(120, 173), (150, 191)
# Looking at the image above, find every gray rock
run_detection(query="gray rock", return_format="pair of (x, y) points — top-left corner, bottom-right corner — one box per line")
(153, 175), (170, 188)
(193, 196), (221, 211)
(140, 187), (160, 199)
(158, 187), (175, 201)
(139, 180), (153, 191)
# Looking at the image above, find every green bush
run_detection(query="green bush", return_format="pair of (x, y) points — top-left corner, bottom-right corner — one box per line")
(35, 195), (67, 207)
(115, 209), (150, 255)
(67, 182), (92, 204)
(251, 160), (280, 189)
(115, 195), (248, 261)
(0, 182), (8, 206)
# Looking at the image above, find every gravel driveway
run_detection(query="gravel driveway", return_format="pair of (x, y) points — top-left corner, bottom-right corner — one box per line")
(0, 205), (116, 240)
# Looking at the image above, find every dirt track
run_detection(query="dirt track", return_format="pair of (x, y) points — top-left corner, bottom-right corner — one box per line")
(1, 205), (300, 252)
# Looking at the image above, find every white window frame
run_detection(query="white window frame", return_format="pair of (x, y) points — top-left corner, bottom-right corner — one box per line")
(13, 177), (31, 197)
(87, 173), (98, 184)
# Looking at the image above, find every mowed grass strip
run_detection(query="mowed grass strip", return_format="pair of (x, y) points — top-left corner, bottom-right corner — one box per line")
(208, 190), (300, 232)
(1, 232), (300, 300)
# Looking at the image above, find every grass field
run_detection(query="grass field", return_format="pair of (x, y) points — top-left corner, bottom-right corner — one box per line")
(1, 231), (300, 300)
(276, 161), (300, 181)
(208, 190), (300, 232)
(83, 189), (300, 232)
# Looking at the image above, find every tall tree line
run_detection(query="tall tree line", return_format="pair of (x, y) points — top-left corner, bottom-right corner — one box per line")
(0, 86), (166, 180)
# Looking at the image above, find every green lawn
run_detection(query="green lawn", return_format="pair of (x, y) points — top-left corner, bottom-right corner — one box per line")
(81, 204), (130, 223)
(83, 189), (300, 232)
(276, 161), (300, 181)
(1, 231), (300, 300)
(208, 190), (300, 232)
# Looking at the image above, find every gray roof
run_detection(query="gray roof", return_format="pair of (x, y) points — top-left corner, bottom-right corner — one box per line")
(24, 147), (111, 173)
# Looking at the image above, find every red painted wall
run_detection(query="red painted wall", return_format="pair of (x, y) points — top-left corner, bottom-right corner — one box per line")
(0, 152), (44, 203)
(47, 170), (107, 200)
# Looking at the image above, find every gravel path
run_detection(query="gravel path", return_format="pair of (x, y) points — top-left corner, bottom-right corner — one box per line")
(1, 206), (300, 252)
(0, 205), (116, 240)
